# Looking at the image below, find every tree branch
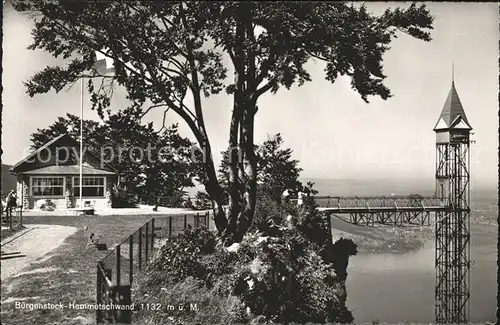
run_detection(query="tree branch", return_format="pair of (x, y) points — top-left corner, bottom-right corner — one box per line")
(158, 108), (171, 133)
(216, 6), (236, 65)
(140, 103), (169, 119)
(178, 2), (207, 130)
(256, 79), (276, 98)
(156, 15), (189, 60)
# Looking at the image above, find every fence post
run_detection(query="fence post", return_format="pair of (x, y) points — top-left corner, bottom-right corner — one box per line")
(184, 214), (187, 230)
(151, 219), (155, 252)
(169, 217), (172, 237)
(138, 227), (142, 271)
(118, 286), (132, 323)
(96, 263), (102, 323)
(145, 223), (149, 261)
(116, 245), (121, 286)
(129, 236), (133, 285)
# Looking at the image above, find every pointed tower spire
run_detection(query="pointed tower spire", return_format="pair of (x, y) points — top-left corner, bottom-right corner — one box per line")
(434, 69), (472, 131)
(452, 63), (455, 85)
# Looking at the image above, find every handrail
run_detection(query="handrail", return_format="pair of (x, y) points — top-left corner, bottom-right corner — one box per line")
(98, 262), (113, 287)
(96, 211), (210, 324)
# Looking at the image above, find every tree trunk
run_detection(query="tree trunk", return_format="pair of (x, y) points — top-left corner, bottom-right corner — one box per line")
(225, 103), (243, 238)
(223, 11), (247, 244)
(176, 1), (228, 234)
(199, 133), (227, 233)
(230, 2), (258, 242)
(233, 101), (257, 242)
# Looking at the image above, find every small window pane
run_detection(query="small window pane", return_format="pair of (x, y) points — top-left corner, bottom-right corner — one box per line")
(73, 177), (105, 198)
(32, 177), (64, 197)
(53, 187), (64, 196)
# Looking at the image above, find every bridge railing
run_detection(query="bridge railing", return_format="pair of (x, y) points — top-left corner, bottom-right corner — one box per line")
(313, 195), (444, 209)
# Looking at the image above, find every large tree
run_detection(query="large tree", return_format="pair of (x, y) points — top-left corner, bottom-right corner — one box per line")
(256, 133), (302, 204)
(30, 110), (195, 205)
(218, 133), (313, 205)
(15, 1), (433, 242)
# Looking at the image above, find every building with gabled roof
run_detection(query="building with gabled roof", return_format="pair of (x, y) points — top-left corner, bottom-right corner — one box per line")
(9, 134), (117, 210)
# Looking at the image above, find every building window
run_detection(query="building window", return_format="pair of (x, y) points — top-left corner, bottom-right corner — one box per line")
(31, 177), (65, 197)
(73, 177), (105, 197)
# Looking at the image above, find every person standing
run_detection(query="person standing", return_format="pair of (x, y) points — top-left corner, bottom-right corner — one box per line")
(5, 190), (17, 217)
(297, 190), (304, 207)
(281, 189), (290, 206)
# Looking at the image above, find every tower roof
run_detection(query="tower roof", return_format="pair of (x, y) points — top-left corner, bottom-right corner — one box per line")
(434, 81), (472, 131)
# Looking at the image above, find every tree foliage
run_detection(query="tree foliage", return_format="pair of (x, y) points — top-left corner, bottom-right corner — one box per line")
(256, 133), (302, 204)
(218, 133), (313, 204)
(15, 1), (433, 242)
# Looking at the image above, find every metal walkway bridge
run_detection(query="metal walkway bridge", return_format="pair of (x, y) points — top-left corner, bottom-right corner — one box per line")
(311, 195), (446, 227)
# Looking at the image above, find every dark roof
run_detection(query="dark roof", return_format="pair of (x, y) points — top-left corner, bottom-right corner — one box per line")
(10, 133), (117, 174)
(434, 81), (472, 131)
(11, 134), (66, 171)
(22, 165), (115, 175)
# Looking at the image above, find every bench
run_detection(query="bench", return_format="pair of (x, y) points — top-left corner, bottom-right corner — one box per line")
(72, 201), (95, 215)
(85, 233), (108, 251)
(72, 208), (95, 216)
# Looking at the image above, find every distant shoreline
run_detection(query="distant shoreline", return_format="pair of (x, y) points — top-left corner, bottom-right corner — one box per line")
(331, 215), (497, 254)
(330, 215), (434, 254)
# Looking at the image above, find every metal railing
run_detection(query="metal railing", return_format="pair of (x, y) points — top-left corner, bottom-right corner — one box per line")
(96, 212), (210, 324)
(1, 206), (23, 229)
(312, 195), (443, 209)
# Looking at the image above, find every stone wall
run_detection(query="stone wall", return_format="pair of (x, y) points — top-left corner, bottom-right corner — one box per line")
(65, 176), (74, 208)
(16, 175), (30, 209)
(105, 177), (113, 208)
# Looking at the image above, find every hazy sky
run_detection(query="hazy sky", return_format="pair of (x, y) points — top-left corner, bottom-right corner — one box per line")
(2, 2), (498, 187)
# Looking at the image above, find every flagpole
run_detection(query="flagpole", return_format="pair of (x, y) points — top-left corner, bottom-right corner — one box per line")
(80, 73), (83, 208)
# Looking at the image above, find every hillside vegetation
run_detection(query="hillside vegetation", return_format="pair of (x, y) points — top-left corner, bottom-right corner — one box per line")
(1, 164), (16, 196)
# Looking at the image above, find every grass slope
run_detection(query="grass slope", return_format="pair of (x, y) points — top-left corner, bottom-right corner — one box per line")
(0, 213), (192, 325)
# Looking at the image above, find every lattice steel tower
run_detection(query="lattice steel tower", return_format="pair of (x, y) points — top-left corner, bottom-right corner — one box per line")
(434, 76), (472, 324)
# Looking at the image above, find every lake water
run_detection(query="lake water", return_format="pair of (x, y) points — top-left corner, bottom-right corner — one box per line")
(346, 224), (496, 323)
(306, 178), (497, 323)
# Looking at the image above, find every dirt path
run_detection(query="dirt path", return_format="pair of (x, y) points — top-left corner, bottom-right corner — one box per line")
(0, 224), (78, 281)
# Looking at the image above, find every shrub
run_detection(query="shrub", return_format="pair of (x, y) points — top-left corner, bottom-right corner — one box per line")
(111, 186), (136, 208)
(193, 191), (213, 210)
(180, 198), (194, 209)
(143, 227), (217, 287)
(40, 199), (56, 211)
(134, 198), (356, 324)
(252, 192), (299, 236)
(293, 199), (332, 250)
(231, 227), (354, 324)
(134, 276), (250, 325)
(158, 192), (187, 208)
